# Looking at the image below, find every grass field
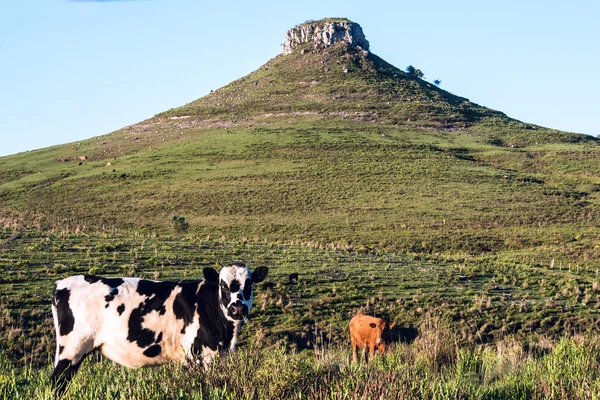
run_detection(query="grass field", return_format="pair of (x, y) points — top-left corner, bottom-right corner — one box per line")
(2, 228), (600, 398)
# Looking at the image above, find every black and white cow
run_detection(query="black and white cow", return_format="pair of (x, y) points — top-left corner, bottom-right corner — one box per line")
(50, 263), (268, 391)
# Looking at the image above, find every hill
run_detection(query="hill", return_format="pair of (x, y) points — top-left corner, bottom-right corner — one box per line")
(1, 18), (599, 259)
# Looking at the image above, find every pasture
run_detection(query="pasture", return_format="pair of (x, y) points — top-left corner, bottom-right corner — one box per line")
(2, 228), (600, 398)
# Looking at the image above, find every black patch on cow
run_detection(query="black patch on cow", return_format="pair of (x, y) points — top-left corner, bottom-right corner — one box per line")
(136, 280), (175, 315)
(83, 275), (124, 289)
(101, 277), (125, 288)
(50, 359), (76, 393)
(137, 279), (173, 299)
(156, 331), (163, 343)
(127, 307), (157, 348)
(173, 281), (201, 333)
(229, 280), (240, 293)
(127, 279), (175, 348)
(104, 287), (119, 307)
(192, 281), (234, 355)
(84, 275), (101, 284)
(117, 303), (125, 315)
(53, 287), (75, 336)
(143, 344), (162, 358)
(242, 278), (252, 300)
(59, 345), (64, 355)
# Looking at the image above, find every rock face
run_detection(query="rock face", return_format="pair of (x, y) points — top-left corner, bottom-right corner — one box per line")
(283, 19), (370, 55)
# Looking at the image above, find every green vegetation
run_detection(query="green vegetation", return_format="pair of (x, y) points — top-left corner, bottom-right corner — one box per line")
(3, 230), (600, 398)
(406, 65), (425, 79)
(1, 18), (600, 397)
(171, 214), (190, 233)
(1, 116), (599, 260)
(4, 315), (600, 398)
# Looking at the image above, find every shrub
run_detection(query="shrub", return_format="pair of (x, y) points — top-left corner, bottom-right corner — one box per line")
(171, 215), (189, 233)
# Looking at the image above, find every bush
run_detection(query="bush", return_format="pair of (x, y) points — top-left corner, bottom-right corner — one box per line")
(171, 215), (189, 233)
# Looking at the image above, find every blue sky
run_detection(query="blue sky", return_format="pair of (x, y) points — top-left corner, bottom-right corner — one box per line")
(1, 0), (599, 157)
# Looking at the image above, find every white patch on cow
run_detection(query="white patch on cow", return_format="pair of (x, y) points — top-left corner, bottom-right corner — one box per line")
(229, 322), (242, 351)
(218, 264), (253, 322)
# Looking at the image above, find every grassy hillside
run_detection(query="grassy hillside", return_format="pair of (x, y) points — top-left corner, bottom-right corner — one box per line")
(1, 115), (599, 259)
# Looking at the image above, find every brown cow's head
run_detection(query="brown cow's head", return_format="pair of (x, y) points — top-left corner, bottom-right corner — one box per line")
(370, 319), (396, 354)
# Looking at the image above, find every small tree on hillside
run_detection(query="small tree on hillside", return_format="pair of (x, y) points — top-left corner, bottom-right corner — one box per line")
(406, 65), (425, 79)
(434, 79), (442, 86)
(171, 214), (189, 233)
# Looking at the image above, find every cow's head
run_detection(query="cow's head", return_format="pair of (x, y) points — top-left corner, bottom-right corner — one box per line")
(371, 319), (396, 354)
(204, 263), (268, 321)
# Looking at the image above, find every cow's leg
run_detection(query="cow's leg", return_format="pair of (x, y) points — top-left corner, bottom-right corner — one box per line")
(50, 356), (87, 393)
(50, 334), (94, 392)
(351, 337), (358, 362)
(50, 293), (97, 392)
(364, 344), (377, 363)
(369, 344), (376, 361)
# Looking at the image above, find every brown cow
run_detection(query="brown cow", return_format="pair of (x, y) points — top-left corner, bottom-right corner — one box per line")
(349, 313), (395, 363)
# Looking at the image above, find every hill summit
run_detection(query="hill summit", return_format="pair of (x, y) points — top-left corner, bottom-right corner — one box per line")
(157, 17), (593, 146)
(283, 18), (369, 54)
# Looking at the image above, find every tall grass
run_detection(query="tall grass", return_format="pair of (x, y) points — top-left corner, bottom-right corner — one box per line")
(3, 322), (600, 399)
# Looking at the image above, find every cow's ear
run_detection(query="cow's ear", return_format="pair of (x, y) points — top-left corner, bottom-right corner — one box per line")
(203, 268), (219, 283)
(252, 267), (269, 283)
(369, 323), (377, 328)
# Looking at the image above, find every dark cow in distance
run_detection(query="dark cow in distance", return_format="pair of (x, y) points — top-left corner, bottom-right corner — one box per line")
(349, 313), (395, 363)
(50, 263), (268, 391)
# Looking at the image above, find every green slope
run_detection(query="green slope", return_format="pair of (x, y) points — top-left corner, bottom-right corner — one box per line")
(1, 34), (599, 259)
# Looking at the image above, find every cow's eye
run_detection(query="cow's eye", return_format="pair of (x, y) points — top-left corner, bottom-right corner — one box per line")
(220, 282), (230, 292)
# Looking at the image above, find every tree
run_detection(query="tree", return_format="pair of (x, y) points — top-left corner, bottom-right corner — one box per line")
(433, 79), (442, 86)
(406, 65), (424, 79)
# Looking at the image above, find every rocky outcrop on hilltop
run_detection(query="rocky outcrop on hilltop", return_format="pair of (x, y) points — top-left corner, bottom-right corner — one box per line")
(283, 19), (369, 55)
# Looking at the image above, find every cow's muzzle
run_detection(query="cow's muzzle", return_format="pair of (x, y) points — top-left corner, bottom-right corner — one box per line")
(228, 301), (248, 320)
